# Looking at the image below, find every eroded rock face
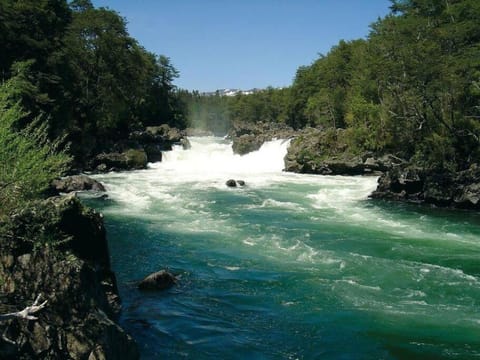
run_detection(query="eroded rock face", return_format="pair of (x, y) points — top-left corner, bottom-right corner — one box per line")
(0, 194), (138, 359)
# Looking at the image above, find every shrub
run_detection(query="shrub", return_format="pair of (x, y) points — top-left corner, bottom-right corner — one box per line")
(0, 75), (71, 217)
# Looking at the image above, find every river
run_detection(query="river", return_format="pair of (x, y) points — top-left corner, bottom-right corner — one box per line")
(86, 136), (480, 359)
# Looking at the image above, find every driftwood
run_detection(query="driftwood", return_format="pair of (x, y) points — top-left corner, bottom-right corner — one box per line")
(0, 294), (47, 345)
(0, 294), (47, 321)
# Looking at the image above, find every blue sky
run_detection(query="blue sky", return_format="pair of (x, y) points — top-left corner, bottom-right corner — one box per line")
(91, 0), (392, 92)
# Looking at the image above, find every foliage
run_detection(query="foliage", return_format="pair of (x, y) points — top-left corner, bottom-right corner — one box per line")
(1, 0), (479, 174)
(0, 0), (187, 167)
(180, 87), (291, 135)
(185, 0), (480, 172)
(0, 72), (71, 216)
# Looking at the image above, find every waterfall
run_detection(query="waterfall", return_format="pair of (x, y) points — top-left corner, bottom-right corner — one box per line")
(150, 136), (291, 184)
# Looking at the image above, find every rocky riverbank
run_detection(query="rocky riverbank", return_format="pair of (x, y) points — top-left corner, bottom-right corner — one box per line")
(228, 125), (404, 175)
(370, 164), (480, 209)
(76, 124), (189, 173)
(0, 195), (138, 359)
(227, 125), (480, 210)
(283, 128), (405, 176)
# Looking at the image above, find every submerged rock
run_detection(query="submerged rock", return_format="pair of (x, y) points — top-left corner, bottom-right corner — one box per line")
(138, 270), (177, 291)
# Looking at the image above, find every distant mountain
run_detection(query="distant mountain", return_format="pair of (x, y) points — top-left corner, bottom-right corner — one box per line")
(202, 88), (261, 97)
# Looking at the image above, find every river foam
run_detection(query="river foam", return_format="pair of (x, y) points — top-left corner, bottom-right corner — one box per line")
(88, 136), (480, 359)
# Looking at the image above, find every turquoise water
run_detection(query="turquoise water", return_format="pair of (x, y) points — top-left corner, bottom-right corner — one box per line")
(86, 137), (480, 359)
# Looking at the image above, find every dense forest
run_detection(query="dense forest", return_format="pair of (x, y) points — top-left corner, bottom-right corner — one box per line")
(0, 0), (191, 217)
(185, 0), (480, 172)
(0, 0), (187, 165)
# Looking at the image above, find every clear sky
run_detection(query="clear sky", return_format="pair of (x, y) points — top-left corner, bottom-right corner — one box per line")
(91, 0), (392, 92)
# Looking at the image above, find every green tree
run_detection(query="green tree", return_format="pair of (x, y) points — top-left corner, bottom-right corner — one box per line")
(369, 0), (480, 167)
(141, 55), (187, 128)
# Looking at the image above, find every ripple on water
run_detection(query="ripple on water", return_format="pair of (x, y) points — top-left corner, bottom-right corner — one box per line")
(86, 137), (480, 359)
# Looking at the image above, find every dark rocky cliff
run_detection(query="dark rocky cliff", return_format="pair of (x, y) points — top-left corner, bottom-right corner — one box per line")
(0, 195), (138, 359)
(370, 164), (480, 209)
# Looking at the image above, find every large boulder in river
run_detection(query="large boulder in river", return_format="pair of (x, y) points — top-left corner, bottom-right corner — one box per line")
(138, 270), (177, 291)
(52, 174), (106, 193)
(0, 194), (138, 359)
(232, 134), (264, 155)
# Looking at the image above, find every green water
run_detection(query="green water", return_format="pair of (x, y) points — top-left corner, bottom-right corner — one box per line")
(86, 137), (480, 359)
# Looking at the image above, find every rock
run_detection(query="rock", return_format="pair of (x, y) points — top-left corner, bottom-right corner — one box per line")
(229, 121), (296, 155)
(52, 175), (106, 193)
(371, 166), (425, 202)
(225, 179), (246, 187)
(0, 195), (138, 359)
(370, 164), (480, 209)
(232, 134), (264, 155)
(180, 138), (191, 150)
(96, 163), (108, 172)
(94, 149), (147, 172)
(138, 270), (177, 291)
(377, 154), (406, 171)
(146, 125), (184, 143)
(284, 128), (405, 175)
(226, 179), (237, 187)
(127, 125), (189, 163)
(143, 144), (163, 163)
(455, 183), (480, 207)
(124, 149), (148, 169)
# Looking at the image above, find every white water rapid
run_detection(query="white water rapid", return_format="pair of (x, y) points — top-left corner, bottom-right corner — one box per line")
(94, 136), (378, 214)
(152, 136), (293, 185)
(87, 136), (480, 359)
